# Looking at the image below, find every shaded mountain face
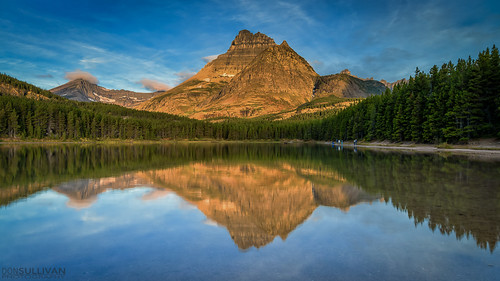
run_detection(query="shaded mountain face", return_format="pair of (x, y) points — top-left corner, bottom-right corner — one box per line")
(314, 72), (387, 98)
(138, 30), (390, 119)
(50, 79), (161, 107)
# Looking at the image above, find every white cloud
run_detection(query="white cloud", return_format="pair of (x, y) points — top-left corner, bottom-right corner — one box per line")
(202, 54), (219, 63)
(64, 69), (99, 84)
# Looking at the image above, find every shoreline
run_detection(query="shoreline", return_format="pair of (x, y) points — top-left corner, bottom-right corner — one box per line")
(322, 140), (500, 160)
(2, 138), (500, 159)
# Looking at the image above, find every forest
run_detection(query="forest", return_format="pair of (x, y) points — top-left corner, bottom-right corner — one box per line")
(0, 46), (499, 143)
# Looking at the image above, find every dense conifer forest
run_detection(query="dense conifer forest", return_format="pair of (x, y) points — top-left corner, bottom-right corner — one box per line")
(0, 46), (498, 143)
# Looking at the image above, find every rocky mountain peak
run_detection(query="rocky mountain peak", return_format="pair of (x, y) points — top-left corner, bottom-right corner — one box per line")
(228, 30), (276, 51)
(280, 40), (290, 48)
(205, 39), (319, 118)
(340, 69), (351, 75)
(185, 30), (277, 84)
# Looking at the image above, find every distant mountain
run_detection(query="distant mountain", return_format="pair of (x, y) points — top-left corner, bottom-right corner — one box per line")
(138, 30), (393, 119)
(50, 79), (161, 107)
(314, 70), (387, 99)
(380, 78), (408, 90)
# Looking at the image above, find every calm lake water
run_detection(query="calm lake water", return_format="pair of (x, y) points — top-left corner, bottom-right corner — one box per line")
(0, 144), (499, 281)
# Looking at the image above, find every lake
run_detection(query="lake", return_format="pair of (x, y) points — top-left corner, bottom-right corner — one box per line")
(0, 143), (499, 280)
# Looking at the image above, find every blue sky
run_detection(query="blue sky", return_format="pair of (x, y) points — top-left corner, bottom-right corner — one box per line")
(0, 0), (499, 92)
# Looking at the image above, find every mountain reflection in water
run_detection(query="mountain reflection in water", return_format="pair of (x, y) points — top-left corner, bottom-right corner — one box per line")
(0, 144), (499, 252)
(49, 163), (379, 249)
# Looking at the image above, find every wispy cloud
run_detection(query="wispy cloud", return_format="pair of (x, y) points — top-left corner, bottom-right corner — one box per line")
(232, 0), (316, 27)
(175, 71), (196, 82)
(138, 78), (171, 92)
(80, 57), (107, 68)
(202, 55), (219, 63)
(36, 74), (53, 78)
(65, 69), (99, 84)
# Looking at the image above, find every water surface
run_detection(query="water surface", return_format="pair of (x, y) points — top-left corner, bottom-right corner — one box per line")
(0, 144), (499, 280)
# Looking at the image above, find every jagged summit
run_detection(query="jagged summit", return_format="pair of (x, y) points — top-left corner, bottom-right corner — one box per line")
(228, 30), (276, 51)
(206, 40), (318, 117)
(187, 30), (277, 83)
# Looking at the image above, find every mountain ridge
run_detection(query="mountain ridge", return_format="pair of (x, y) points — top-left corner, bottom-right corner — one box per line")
(50, 79), (161, 107)
(138, 30), (391, 119)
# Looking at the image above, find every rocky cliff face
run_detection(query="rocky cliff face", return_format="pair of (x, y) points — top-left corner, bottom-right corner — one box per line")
(50, 79), (161, 107)
(205, 41), (318, 118)
(189, 30), (277, 83)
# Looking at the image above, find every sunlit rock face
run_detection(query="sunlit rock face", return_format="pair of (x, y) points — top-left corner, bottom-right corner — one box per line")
(206, 41), (319, 118)
(192, 30), (277, 83)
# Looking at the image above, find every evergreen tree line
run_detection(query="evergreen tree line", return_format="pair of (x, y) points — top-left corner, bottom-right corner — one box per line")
(0, 46), (498, 142)
(315, 46), (500, 143)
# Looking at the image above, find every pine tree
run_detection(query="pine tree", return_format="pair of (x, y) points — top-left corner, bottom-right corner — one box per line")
(8, 109), (19, 138)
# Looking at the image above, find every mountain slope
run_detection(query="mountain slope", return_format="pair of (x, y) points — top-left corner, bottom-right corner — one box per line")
(314, 70), (387, 99)
(137, 30), (277, 116)
(50, 79), (160, 107)
(0, 73), (62, 100)
(203, 41), (319, 118)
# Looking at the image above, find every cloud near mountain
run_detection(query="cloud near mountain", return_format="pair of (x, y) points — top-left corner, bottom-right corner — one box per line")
(138, 78), (171, 91)
(175, 71), (196, 82)
(65, 69), (99, 84)
(202, 55), (219, 63)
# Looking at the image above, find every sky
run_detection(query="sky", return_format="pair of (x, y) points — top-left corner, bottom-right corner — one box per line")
(0, 0), (499, 92)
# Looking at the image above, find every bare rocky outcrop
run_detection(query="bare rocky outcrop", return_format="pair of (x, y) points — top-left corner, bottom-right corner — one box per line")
(188, 30), (277, 83)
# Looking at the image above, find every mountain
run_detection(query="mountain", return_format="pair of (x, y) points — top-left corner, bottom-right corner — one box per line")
(204, 41), (318, 118)
(137, 30), (278, 117)
(314, 70), (387, 99)
(380, 78), (408, 90)
(50, 79), (161, 107)
(138, 30), (390, 119)
(188, 29), (277, 83)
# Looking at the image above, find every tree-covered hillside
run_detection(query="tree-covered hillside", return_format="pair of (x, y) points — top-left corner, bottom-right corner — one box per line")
(316, 46), (500, 143)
